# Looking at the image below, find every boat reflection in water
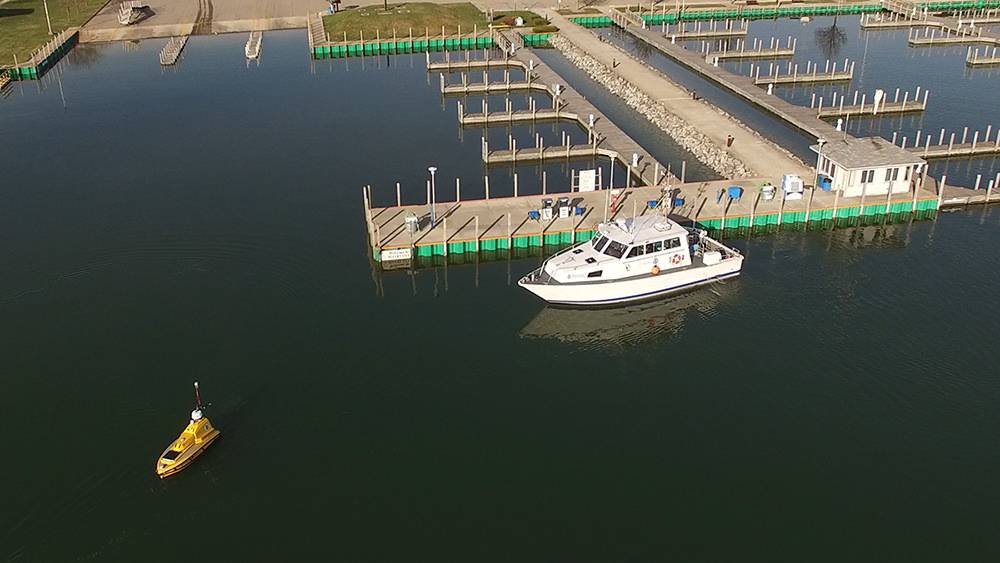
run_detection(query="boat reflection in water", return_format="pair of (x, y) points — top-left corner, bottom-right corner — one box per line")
(519, 279), (740, 349)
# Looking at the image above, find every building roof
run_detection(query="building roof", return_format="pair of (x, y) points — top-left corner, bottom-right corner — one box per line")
(810, 137), (925, 170)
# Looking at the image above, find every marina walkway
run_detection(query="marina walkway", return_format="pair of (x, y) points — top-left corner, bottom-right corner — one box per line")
(601, 8), (844, 146)
(363, 176), (995, 262)
(539, 9), (812, 183)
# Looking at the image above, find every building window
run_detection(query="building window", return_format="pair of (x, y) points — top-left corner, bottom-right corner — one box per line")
(885, 167), (899, 182)
(861, 170), (875, 184)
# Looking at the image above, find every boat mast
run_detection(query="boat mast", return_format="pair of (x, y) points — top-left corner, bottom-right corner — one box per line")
(194, 381), (203, 409)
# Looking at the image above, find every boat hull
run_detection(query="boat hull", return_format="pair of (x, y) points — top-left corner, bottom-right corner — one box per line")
(519, 255), (743, 306)
(156, 431), (220, 478)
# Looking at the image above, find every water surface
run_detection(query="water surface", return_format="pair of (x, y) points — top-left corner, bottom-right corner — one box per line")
(2, 29), (1000, 562)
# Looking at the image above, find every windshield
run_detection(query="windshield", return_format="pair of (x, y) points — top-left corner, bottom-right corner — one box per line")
(591, 236), (608, 252)
(603, 240), (626, 259)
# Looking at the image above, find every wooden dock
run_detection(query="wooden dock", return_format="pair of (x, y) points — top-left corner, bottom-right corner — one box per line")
(426, 50), (517, 72)
(439, 74), (544, 95)
(159, 35), (188, 66)
(704, 37), (797, 62)
(484, 144), (608, 165)
(751, 59), (854, 86)
(897, 124), (1000, 159)
(817, 99), (926, 119)
(652, 19), (749, 40)
(709, 47), (795, 61)
(810, 86), (928, 120)
(458, 107), (565, 126)
(967, 46), (1000, 66)
(362, 176), (974, 264)
(245, 31), (262, 60)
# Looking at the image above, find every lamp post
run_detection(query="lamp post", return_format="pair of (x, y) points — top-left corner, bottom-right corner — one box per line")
(43, 0), (53, 35)
(815, 138), (827, 188)
(428, 166), (438, 225)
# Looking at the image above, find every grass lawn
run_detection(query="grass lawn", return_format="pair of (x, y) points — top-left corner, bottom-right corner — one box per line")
(321, 3), (555, 42)
(0, 0), (106, 65)
(323, 3), (490, 42)
(494, 10), (557, 32)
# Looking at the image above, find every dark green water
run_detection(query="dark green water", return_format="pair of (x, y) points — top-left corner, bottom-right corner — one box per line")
(3, 31), (1000, 562)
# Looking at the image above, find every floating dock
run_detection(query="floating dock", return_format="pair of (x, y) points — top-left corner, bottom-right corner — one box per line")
(159, 36), (188, 66)
(705, 37), (797, 62)
(899, 125), (1000, 158)
(245, 31), (262, 60)
(966, 46), (1000, 65)
(751, 60), (855, 86)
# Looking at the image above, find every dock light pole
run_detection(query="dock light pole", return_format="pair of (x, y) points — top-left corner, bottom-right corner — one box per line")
(815, 138), (827, 186)
(428, 166), (438, 225)
(43, 0), (53, 35)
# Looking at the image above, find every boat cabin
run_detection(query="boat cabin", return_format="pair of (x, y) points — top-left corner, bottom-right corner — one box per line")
(811, 137), (926, 198)
(543, 216), (694, 283)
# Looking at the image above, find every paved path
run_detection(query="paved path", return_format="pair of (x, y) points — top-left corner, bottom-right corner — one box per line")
(612, 11), (844, 142)
(540, 8), (812, 183)
(81, 0), (327, 42)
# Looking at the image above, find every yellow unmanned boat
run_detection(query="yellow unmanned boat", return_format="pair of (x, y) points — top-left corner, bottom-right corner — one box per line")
(156, 382), (220, 478)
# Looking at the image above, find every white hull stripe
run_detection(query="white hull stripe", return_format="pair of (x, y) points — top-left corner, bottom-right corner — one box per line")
(545, 271), (740, 305)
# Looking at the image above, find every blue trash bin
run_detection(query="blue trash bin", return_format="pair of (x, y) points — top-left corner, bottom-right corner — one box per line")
(647, 200), (659, 209)
(673, 196), (685, 207)
(818, 175), (833, 191)
(727, 185), (744, 200)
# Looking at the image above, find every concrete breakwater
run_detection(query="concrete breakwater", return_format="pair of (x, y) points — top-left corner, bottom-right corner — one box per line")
(549, 35), (753, 179)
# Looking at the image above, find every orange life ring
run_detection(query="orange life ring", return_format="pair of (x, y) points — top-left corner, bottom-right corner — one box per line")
(651, 265), (661, 276)
(671, 254), (683, 265)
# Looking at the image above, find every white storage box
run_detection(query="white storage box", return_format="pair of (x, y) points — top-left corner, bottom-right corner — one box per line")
(702, 250), (722, 265)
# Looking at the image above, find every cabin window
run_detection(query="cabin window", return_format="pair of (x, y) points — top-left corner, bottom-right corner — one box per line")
(885, 167), (899, 182)
(664, 237), (681, 249)
(587, 270), (603, 278)
(603, 240), (626, 259)
(861, 169), (875, 184)
(592, 236), (608, 252)
(645, 240), (663, 254)
(626, 245), (645, 259)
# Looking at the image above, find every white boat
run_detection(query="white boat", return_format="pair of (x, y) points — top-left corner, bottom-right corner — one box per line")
(518, 215), (743, 306)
